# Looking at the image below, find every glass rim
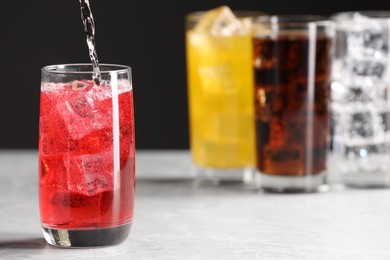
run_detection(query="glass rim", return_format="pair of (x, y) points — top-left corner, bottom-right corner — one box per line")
(186, 10), (267, 21)
(42, 63), (131, 75)
(332, 10), (390, 21)
(254, 15), (330, 25)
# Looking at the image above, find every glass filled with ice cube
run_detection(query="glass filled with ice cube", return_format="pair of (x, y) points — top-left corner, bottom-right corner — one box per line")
(38, 64), (135, 247)
(186, 6), (266, 185)
(331, 11), (390, 188)
(252, 16), (334, 192)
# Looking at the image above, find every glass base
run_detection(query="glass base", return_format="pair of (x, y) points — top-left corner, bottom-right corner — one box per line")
(193, 166), (255, 185)
(42, 223), (131, 248)
(258, 172), (328, 193)
(342, 172), (390, 188)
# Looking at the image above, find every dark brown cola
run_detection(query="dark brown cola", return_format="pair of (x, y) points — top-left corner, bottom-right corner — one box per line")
(253, 35), (332, 176)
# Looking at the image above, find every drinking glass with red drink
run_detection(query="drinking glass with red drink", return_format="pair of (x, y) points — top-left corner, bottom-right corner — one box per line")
(39, 64), (135, 247)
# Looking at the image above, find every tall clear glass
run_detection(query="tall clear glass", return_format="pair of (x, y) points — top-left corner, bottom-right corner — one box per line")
(252, 16), (334, 192)
(331, 11), (390, 188)
(38, 64), (135, 247)
(186, 8), (266, 185)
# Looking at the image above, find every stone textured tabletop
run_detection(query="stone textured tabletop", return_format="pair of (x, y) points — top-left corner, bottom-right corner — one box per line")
(1, 150), (390, 259)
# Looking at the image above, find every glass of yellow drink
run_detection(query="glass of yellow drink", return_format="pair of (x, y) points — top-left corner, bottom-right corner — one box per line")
(185, 6), (265, 184)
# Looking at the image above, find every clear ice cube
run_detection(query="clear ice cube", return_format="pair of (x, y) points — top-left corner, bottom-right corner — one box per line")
(341, 58), (390, 87)
(194, 6), (250, 36)
(345, 85), (387, 105)
(39, 116), (69, 155)
(198, 65), (235, 93)
(348, 112), (374, 138)
(342, 143), (390, 175)
(344, 111), (387, 141)
(345, 143), (388, 158)
(346, 28), (389, 58)
(57, 85), (112, 140)
(350, 59), (386, 78)
(380, 111), (390, 132)
(331, 81), (389, 108)
(63, 152), (113, 196)
(345, 87), (373, 103)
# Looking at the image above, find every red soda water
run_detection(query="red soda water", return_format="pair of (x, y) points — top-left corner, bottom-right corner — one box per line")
(39, 79), (135, 229)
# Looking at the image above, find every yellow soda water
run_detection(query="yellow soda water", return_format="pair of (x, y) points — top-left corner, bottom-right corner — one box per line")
(186, 12), (255, 169)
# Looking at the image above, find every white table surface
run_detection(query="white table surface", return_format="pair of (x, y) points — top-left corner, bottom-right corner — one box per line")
(1, 150), (390, 260)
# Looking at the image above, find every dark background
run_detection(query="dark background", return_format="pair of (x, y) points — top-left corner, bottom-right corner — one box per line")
(1, 0), (389, 149)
